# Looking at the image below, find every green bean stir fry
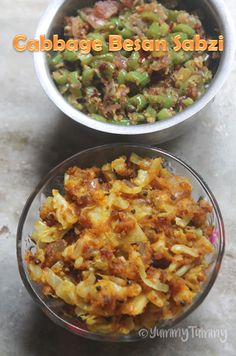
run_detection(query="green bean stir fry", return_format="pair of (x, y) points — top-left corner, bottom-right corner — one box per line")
(48, 0), (213, 125)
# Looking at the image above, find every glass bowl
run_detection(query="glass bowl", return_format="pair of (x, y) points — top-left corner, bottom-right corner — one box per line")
(17, 144), (225, 342)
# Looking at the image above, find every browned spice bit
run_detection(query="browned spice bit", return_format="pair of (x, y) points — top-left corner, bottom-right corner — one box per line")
(98, 177), (104, 184)
(44, 216), (57, 227)
(151, 258), (170, 269)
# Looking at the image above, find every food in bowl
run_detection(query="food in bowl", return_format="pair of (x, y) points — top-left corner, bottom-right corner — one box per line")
(26, 153), (215, 335)
(48, 0), (213, 125)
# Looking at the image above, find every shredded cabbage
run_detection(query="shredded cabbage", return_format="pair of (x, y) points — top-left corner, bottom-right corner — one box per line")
(138, 258), (169, 293)
(31, 220), (66, 243)
(171, 244), (199, 257)
(52, 189), (78, 229)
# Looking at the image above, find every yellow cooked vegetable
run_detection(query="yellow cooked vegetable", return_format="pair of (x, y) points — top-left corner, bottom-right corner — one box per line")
(26, 154), (214, 335)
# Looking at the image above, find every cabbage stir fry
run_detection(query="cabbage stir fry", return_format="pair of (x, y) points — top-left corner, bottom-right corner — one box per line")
(48, 0), (213, 125)
(26, 154), (214, 335)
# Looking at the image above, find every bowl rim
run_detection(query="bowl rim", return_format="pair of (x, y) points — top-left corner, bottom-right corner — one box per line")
(16, 144), (225, 342)
(34, 0), (235, 135)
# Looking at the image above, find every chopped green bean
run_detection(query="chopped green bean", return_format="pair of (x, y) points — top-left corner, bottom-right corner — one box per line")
(157, 108), (173, 121)
(115, 27), (135, 38)
(69, 79), (82, 97)
(140, 11), (160, 22)
(128, 94), (147, 111)
(173, 24), (196, 38)
(82, 67), (95, 86)
(171, 50), (192, 64)
(167, 32), (188, 43)
(87, 33), (109, 53)
(144, 106), (157, 122)
(146, 94), (176, 109)
(110, 119), (130, 125)
(91, 114), (107, 122)
(127, 52), (140, 71)
(168, 10), (179, 22)
(147, 23), (160, 39)
(67, 95), (83, 110)
(125, 71), (150, 87)
(78, 53), (93, 66)
(159, 23), (170, 36)
(68, 71), (80, 85)
(58, 84), (69, 95)
(119, 50), (131, 58)
(49, 53), (63, 67)
(182, 97), (194, 107)
(63, 50), (78, 62)
(129, 112), (146, 123)
(110, 17), (122, 28)
(118, 69), (127, 84)
(93, 53), (114, 62)
(175, 68), (193, 85)
(52, 69), (68, 85)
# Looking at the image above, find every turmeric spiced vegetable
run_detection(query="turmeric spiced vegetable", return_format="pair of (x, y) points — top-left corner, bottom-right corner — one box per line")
(48, 0), (213, 124)
(26, 154), (214, 334)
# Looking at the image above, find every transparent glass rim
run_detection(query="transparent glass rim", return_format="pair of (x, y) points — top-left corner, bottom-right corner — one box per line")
(16, 144), (225, 342)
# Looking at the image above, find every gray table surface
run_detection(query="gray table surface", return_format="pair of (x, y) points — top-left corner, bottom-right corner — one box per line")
(1, 0), (236, 355)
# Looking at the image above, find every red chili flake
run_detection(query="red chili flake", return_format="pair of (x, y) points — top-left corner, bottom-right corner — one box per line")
(139, 49), (149, 63)
(99, 63), (108, 72)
